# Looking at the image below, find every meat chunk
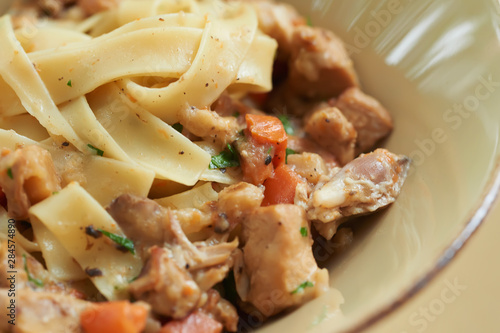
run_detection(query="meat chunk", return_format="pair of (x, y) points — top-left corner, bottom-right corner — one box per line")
(77, 0), (121, 15)
(169, 207), (216, 236)
(287, 136), (340, 170)
(288, 26), (358, 99)
(247, 0), (305, 58)
(200, 289), (239, 332)
(236, 204), (329, 317)
(265, 82), (317, 116)
(334, 87), (393, 154)
(0, 288), (90, 333)
(106, 194), (168, 258)
(160, 311), (223, 333)
(107, 194), (238, 274)
(0, 145), (61, 219)
(287, 152), (329, 185)
(307, 149), (410, 239)
(126, 234), (237, 318)
(178, 106), (240, 148)
(129, 246), (201, 319)
(108, 194), (238, 314)
(217, 182), (264, 229)
(304, 106), (357, 165)
(188, 239), (238, 291)
(212, 92), (263, 119)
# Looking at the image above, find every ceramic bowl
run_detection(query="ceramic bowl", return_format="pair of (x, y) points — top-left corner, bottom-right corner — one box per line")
(256, 0), (500, 332)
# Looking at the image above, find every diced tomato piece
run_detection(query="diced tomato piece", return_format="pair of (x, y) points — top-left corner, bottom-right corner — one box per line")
(262, 164), (303, 206)
(80, 301), (148, 333)
(245, 114), (287, 168)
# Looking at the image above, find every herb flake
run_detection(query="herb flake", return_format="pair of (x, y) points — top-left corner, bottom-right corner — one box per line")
(172, 123), (183, 133)
(307, 16), (313, 27)
(98, 229), (135, 254)
(278, 115), (294, 135)
(67, 80), (72, 87)
(291, 281), (314, 294)
(87, 144), (104, 156)
(23, 254), (44, 287)
(6, 168), (13, 179)
(209, 144), (240, 169)
(300, 227), (308, 237)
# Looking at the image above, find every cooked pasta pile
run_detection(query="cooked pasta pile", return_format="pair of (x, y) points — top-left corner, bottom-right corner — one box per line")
(0, 0), (410, 332)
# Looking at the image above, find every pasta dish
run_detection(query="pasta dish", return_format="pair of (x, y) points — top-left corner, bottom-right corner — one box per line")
(0, 0), (410, 332)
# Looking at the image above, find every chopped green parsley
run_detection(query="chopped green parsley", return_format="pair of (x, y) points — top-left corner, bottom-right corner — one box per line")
(23, 254), (44, 287)
(278, 115), (294, 135)
(172, 123), (183, 133)
(6, 168), (13, 179)
(98, 229), (135, 254)
(209, 144), (240, 169)
(87, 144), (104, 156)
(291, 281), (314, 294)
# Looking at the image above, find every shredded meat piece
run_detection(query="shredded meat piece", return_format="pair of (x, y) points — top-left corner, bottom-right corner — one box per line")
(304, 105), (357, 165)
(305, 149), (410, 239)
(235, 204), (328, 317)
(334, 87), (393, 154)
(127, 239), (237, 319)
(107, 194), (238, 271)
(178, 105), (240, 148)
(0, 288), (90, 333)
(129, 246), (201, 319)
(288, 26), (358, 99)
(160, 311), (223, 333)
(170, 207), (216, 236)
(0, 145), (61, 219)
(200, 289), (239, 332)
(108, 194), (238, 320)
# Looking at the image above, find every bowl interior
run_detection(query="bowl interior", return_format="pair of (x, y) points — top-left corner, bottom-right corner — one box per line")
(256, 0), (500, 332)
